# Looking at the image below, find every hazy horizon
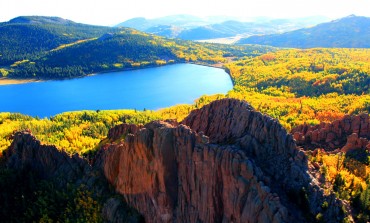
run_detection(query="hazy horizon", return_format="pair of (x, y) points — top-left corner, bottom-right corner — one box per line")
(1, 0), (370, 26)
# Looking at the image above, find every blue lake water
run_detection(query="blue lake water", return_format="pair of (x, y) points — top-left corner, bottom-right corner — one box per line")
(0, 64), (233, 117)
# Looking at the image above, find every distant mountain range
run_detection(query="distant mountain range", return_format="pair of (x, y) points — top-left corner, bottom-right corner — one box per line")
(116, 15), (212, 30)
(237, 15), (370, 48)
(116, 15), (330, 40)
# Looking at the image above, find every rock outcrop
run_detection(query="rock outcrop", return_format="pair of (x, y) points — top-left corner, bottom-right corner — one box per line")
(100, 121), (289, 222)
(4, 99), (346, 222)
(99, 99), (343, 222)
(5, 132), (89, 186)
(292, 113), (370, 152)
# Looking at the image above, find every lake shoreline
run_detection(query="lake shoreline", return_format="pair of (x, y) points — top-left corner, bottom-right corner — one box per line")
(188, 61), (235, 85)
(0, 77), (44, 86)
(0, 61), (231, 86)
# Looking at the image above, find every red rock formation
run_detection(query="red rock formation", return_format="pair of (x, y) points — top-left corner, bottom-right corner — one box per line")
(182, 99), (298, 183)
(99, 99), (343, 223)
(101, 121), (289, 223)
(107, 123), (142, 141)
(292, 113), (370, 152)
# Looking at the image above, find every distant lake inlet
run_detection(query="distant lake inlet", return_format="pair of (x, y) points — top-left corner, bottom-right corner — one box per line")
(0, 64), (233, 117)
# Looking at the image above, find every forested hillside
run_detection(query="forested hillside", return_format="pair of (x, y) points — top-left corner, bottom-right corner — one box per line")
(0, 16), (276, 79)
(226, 48), (370, 96)
(0, 16), (115, 64)
(7, 32), (275, 78)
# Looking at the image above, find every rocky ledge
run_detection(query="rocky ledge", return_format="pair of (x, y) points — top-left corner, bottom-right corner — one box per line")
(292, 113), (369, 152)
(4, 99), (345, 222)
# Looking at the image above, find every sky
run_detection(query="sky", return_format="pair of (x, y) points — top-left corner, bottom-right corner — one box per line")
(1, 0), (370, 26)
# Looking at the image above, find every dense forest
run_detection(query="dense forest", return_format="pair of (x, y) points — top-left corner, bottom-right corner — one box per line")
(0, 166), (104, 222)
(226, 48), (370, 96)
(308, 149), (370, 222)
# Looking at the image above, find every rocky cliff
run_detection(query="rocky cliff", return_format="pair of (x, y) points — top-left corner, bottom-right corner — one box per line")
(4, 99), (346, 222)
(99, 99), (343, 222)
(292, 113), (370, 152)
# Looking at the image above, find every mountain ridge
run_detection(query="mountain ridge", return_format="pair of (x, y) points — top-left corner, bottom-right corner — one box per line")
(7, 16), (76, 25)
(237, 15), (370, 48)
(116, 15), (330, 40)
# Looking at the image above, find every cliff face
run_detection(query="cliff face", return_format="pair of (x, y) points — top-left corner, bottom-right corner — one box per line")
(4, 99), (345, 222)
(292, 113), (370, 152)
(101, 121), (288, 222)
(182, 99), (298, 186)
(99, 99), (343, 222)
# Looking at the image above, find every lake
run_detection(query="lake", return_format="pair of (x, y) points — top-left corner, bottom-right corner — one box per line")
(0, 64), (233, 117)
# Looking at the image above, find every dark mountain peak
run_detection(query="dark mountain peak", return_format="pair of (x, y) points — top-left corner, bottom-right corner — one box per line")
(8, 16), (75, 25)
